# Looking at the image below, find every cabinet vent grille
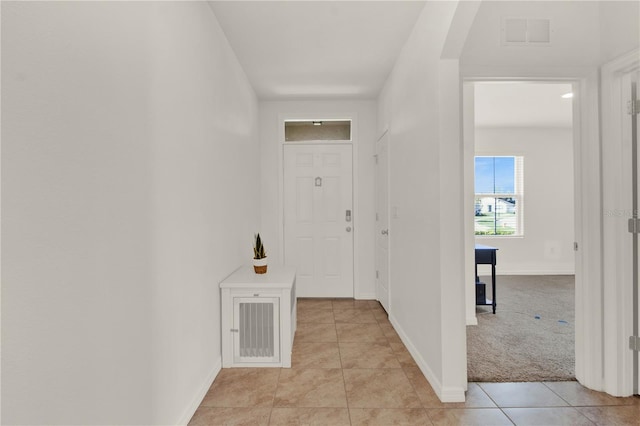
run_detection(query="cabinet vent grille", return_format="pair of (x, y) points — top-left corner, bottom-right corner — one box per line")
(239, 302), (275, 358)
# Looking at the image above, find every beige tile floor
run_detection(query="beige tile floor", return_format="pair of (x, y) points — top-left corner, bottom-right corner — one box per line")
(190, 298), (640, 425)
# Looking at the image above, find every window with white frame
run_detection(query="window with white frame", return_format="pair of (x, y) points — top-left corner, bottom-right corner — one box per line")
(474, 156), (524, 236)
(284, 120), (352, 142)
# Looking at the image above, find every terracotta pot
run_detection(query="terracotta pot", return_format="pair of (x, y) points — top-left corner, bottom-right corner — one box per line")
(253, 257), (267, 274)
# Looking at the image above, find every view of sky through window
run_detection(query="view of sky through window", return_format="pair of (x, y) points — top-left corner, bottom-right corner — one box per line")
(475, 157), (515, 194)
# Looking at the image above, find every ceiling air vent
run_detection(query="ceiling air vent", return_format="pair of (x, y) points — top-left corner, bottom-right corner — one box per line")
(502, 18), (551, 45)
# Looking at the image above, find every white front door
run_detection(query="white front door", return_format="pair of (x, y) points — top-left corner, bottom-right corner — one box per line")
(375, 133), (390, 312)
(284, 144), (354, 298)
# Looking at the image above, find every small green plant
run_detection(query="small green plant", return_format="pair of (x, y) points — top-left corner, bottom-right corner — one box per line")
(253, 233), (266, 259)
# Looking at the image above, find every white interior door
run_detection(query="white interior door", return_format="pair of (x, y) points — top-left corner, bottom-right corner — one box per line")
(621, 68), (640, 395)
(375, 133), (390, 312)
(601, 54), (640, 396)
(630, 70), (640, 395)
(636, 71), (640, 396)
(284, 144), (354, 298)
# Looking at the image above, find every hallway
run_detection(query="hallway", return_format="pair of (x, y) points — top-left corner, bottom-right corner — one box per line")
(189, 299), (639, 425)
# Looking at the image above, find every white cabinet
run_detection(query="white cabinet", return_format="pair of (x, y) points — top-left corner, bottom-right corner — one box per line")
(220, 266), (296, 368)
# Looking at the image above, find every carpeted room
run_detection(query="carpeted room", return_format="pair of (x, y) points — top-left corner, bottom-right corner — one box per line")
(467, 82), (576, 383)
(467, 275), (575, 382)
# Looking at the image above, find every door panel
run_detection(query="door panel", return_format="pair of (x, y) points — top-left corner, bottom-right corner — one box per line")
(284, 144), (353, 298)
(322, 177), (340, 221)
(375, 133), (390, 312)
(296, 178), (314, 222)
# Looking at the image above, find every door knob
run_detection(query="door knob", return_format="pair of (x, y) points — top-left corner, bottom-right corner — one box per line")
(381, 229), (389, 235)
(346, 226), (352, 232)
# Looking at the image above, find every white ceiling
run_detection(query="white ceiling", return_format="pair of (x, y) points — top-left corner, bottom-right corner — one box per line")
(474, 82), (574, 128)
(208, 1), (427, 100)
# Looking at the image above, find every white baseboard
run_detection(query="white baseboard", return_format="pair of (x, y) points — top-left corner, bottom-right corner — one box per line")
(466, 315), (478, 326)
(440, 386), (467, 402)
(497, 268), (575, 275)
(177, 357), (221, 426)
(388, 314), (465, 403)
(355, 292), (376, 300)
(476, 264), (575, 276)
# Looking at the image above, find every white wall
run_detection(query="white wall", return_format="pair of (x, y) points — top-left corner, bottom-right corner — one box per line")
(461, 1), (602, 71)
(377, 1), (468, 402)
(461, 0), (638, 71)
(475, 127), (575, 275)
(599, 1), (640, 64)
(258, 100), (377, 299)
(2, 2), (259, 425)
(462, 0), (639, 73)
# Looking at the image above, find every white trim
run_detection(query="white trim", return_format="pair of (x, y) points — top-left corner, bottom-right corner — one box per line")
(374, 129), (391, 312)
(463, 83), (477, 326)
(278, 112), (359, 298)
(355, 292), (376, 300)
(488, 268), (575, 276)
(177, 357), (221, 426)
(572, 73), (603, 392)
(461, 70), (601, 393)
(601, 48), (640, 397)
(389, 314), (465, 402)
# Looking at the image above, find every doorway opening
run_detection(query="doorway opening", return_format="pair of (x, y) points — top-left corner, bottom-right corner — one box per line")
(464, 81), (577, 382)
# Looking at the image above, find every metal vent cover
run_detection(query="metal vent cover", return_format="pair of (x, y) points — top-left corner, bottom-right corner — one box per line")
(502, 18), (551, 45)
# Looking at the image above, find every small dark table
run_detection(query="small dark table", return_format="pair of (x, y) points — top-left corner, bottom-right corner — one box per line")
(475, 244), (498, 314)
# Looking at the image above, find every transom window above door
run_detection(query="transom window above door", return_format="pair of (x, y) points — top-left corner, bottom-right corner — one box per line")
(284, 120), (352, 142)
(475, 156), (524, 236)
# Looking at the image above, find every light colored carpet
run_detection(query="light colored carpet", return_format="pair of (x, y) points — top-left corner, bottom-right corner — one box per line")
(467, 275), (575, 382)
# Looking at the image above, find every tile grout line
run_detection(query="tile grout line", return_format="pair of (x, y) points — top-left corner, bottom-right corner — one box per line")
(335, 305), (354, 426)
(540, 381), (636, 424)
(266, 367), (283, 425)
(497, 406), (517, 426)
(195, 299), (639, 425)
(540, 381), (575, 407)
(399, 367), (432, 422)
(540, 382), (605, 424)
(474, 383), (517, 425)
(393, 333), (433, 423)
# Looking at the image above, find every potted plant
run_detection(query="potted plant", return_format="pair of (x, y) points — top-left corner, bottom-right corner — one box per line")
(253, 233), (267, 274)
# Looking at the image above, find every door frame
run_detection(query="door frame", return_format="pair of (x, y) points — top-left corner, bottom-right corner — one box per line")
(277, 112), (359, 298)
(461, 70), (603, 392)
(375, 129), (390, 311)
(601, 48), (640, 397)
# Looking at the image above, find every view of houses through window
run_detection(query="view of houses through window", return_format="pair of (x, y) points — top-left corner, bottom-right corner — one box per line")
(475, 156), (523, 236)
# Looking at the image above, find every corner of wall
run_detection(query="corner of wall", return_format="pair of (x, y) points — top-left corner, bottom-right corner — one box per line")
(177, 357), (221, 426)
(389, 314), (465, 403)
